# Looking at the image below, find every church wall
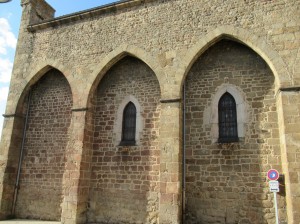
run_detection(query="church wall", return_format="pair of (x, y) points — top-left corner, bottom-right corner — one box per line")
(9, 0), (298, 105)
(276, 90), (300, 223)
(0, 0), (299, 223)
(184, 40), (284, 224)
(87, 57), (161, 224)
(15, 69), (72, 221)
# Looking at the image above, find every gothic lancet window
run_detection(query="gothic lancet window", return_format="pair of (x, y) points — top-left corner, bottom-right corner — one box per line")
(218, 92), (238, 143)
(120, 102), (136, 146)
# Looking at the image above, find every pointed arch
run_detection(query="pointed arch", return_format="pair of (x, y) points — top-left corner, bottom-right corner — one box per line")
(181, 25), (291, 91)
(25, 60), (73, 86)
(7, 67), (73, 220)
(86, 44), (163, 108)
(9, 61), (75, 115)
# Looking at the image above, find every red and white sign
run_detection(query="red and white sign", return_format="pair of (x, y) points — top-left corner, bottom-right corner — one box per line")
(267, 169), (279, 181)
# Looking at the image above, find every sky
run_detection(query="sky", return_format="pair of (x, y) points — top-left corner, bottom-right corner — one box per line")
(0, 0), (117, 139)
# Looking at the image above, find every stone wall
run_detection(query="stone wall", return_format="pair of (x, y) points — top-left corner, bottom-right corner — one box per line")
(87, 57), (161, 223)
(25, 0), (299, 81)
(277, 90), (300, 223)
(15, 69), (72, 220)
(0, 0), (299, 223)
(184, 40), (285, 224)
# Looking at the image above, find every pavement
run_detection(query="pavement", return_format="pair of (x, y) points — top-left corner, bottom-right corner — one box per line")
(0, 220), (60, 224)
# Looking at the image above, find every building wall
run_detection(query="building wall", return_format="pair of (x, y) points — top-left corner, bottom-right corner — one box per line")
(15, 69), (72, 220)
(0, 0), (299, 223)
(88, 57), (161, 223)
(24, 0), (299, 85)
(185, 40), (284, 223)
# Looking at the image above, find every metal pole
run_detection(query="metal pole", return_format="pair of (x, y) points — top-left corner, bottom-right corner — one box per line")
(182, 81), (186, 224)
(273, 192), (279, 224)
(12, 91), (31, 215)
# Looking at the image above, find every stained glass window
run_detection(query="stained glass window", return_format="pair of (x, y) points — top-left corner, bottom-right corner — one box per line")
(120, 102), (136, 145)
(218, 92), (238, 143)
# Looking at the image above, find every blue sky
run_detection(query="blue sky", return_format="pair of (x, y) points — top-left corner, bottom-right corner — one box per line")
(0, 0), (117, 138)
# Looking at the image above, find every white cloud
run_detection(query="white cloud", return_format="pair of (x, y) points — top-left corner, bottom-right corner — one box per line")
(0, 18), (16, 84)
(0, 18), (17, 55)
(0, 86), (9, 101)
(0, 58), (13, 83)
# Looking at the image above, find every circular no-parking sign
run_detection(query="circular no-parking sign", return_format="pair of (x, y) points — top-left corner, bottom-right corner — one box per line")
(267, 169), (279, 181)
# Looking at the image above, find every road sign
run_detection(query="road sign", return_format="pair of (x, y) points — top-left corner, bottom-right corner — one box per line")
(267, 170), (280, 224)
(269, 180), (279, 192)
(267, 169), (279, 181)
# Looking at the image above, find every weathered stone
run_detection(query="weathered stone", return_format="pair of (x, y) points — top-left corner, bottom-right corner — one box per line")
(0, 0), (299, 224)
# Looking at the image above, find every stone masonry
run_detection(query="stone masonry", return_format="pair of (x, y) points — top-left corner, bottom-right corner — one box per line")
(0, 0), (299, 224)
(15, 70), (73, 221)
(185, 40), (283, 224)
(88, 57), (161, 224)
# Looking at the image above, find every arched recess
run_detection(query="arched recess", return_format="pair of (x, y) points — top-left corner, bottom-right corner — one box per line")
(9, 61), (76, 116)
(183, 38), (284, 223)
(3, 67), (73, 221)
(85, 44), (164, 109)
(86, 54), (161, 224)
(180, 25), (291, 91)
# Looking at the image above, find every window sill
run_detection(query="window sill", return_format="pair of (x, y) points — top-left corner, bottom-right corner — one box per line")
(119, 140), (136, 146)
(218, 137), (239, 143)
(116, 142), (138, 153)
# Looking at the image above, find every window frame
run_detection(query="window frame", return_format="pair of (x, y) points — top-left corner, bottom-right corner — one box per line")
(204, 84), (247, 144)
(218, 92), (239, 143)
(120, 101), (137, 146)
(114, 95), (142, 147)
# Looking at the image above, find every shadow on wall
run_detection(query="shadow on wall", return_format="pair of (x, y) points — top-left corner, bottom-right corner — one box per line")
(86, 56), (161, 224)
(7, 69), (73, 221)
(184, 39), (285, 224)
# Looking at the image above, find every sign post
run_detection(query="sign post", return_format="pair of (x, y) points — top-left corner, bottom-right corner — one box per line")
(267, 169), (280, 224)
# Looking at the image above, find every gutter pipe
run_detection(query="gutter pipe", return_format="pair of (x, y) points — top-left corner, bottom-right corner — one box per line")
(12, 91), (31, 215)
(182, 81), (186, 223)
